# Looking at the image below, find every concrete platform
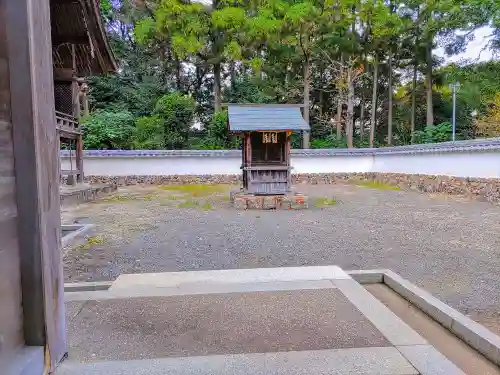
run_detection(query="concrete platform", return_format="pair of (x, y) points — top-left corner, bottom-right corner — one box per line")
(60, 183), (117, 206)
(58, 266), (500, 375)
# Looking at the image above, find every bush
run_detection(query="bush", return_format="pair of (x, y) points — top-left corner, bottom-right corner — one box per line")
(414, 122), (453, 144)
(82, 110), (135, 149)
(154, 93), (196, 149)
(133, 116), (165, 149)
(311, 135), (348, 149)
(194, 111), (241, 150)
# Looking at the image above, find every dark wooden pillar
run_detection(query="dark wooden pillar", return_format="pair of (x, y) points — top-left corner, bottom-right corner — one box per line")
(6, 0), (67, 372)
(0, 0), (26, 363)
(241, 134), (247, 190)
(286, 132), (292, 191)
(244, 133), (252, 191)
(76, 134), (84, 183)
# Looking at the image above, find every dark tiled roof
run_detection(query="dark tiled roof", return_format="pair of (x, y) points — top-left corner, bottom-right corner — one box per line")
(228, 105), (310, 132)
(60, 138), (500, 158)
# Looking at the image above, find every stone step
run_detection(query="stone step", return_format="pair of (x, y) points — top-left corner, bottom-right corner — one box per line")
(109, 265), (350, 291)
(55, 347), (418, 375)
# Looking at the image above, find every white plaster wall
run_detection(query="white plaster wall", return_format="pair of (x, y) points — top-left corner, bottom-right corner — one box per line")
(292, 156), (373, 174)
(61, 150), (500, 178)
(61, 156), (242, 176)
(372, 152), (500, 178)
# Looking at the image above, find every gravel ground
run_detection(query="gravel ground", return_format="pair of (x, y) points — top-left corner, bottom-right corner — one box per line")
(62, 183), (500, 332)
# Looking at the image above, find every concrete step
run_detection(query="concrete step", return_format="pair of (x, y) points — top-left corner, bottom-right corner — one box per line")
(55, 347), (418, 375)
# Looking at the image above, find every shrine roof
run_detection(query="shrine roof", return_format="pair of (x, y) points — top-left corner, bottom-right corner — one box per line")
(227, 104), (310, 132)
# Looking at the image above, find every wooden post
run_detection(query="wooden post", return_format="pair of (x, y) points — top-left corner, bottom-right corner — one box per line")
(286, 132), (292, 191)
(242, 133), (247, 190)
(76, 134), (84, 183)
(0, 1), (26, 362)
(6, 0), (67, 372)
(246, 133), (252, 190)
(82, 84), (90, 117)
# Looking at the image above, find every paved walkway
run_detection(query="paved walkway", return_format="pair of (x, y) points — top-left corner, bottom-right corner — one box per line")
(58, 266), (481, 375)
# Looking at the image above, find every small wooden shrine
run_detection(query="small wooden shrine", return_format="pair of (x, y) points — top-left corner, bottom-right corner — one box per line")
(227, 104), (310, 195)
(51, 0), (117, 183)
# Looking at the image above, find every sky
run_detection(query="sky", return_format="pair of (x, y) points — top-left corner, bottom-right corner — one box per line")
(435, 27), (496, 64)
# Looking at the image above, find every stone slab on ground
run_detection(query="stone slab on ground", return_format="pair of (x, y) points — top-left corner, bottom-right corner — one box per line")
(65, 279), (338, 302)
(109, 266), (349, 291)
(66, 289), (390, 362)
(55, 347), (418, 375)
(397, 345), (465, 375)
(333, 278), (428, 347)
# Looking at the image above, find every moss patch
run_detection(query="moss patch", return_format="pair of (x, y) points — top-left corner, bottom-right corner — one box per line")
(357, 181), (400, 191)
(76, 235), (106, 250)
(158, 184), (227, 197)
(176, 199), (214, 210)
(315, 197), (338, 208)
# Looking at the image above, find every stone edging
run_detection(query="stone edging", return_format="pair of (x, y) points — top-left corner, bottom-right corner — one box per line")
(80, 172), (500, 203)
(61, 224), (95, 249)
(346, 269), (500, 367)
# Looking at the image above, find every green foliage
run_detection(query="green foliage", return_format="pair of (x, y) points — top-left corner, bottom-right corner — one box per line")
(195, 111), (241, 150)
(82, 110), (135, 149)
(311, 135), (347, 149)
(133, 116), (165, 150)
(133, 93), (196, 150)
(89, 0), (500, 151)
(223, 76), (274, 105)
(88, 75), (163, 118)
(414, 122), (453, 144)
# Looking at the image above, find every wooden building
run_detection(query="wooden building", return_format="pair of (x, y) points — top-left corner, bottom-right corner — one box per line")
(227, 104), (310, 195)
(0, 1), (115, 374)
(52, 0), (117, 183)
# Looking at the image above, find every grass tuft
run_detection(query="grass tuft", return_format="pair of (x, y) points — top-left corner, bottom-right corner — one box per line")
(87, 236), (105, 245)
(177, 200), (199, 209)
(200, 201), (213, 210)
(176, 199), (214, 210)
(76, 235), (106, 250)
(357, 181), (400, 191)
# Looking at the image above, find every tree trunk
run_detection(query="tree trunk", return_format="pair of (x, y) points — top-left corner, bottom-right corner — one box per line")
(369, 54), (379, 148)
(336, 54), (344, 139)
(360, 101), (365, 142)
(387, 48), (393, 145)
(213, 62), (222, 112)
(347, 66), (354, 148)
(229, 60), (236, 91)
(425, 40), (433, 126)
(175, 57), (182, 92)
(303, 59), (311, 148)
(411, 62), (417, 143)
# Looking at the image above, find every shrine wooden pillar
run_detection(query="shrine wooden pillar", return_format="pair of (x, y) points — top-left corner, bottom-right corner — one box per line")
(286, 132), (292, 191)
(3, 0), (67, 373)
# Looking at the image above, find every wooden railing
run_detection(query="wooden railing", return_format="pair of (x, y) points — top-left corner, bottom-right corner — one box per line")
(56, 111), (81, 137)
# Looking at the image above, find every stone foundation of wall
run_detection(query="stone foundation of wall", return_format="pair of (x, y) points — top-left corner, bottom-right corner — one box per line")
(83, 173), (500, 203)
